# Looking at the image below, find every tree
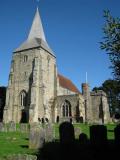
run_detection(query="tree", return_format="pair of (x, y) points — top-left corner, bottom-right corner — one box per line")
(100, 10), (120, 81)
(0, 86), (6, 121)
(93, 79), (120, 116)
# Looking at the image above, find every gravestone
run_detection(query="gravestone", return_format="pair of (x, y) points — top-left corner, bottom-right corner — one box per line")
(0, 122), (3, 132)
(90, 125), (107, 147)
(29, 123), (45, 149)
(3, 123), (7, 132)
(114, 124), (120, 146)
(44, 123), (54, 142)
(8, 121), (16, 132)
(59, 122), (75, 144)
(5, 154), (37, 160)
(79, 133), (88, 145)
(74, 127), (81, 139)
(20, 123), (29, 132)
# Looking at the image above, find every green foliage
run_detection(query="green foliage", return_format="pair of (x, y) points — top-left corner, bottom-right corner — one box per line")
(93, 79), (120, 115)
(100, 10), (120, 80)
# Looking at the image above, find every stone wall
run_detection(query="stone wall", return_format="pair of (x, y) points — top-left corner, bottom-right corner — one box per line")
(90, 90), (111, 124)
(3, 46), (57, 123)
(54, 94), (85, 123)
(91, 91), (103, 123)
(57, 85), (76, 96)
(82, 84), (111, 124)
(82, 83), (93, 123)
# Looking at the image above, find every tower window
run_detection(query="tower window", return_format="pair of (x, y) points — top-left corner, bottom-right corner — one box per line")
(23, 55), (28, 62)
(20, 90), (27, 107)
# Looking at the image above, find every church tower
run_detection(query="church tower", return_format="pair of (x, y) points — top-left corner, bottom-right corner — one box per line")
(3, 8), (57, 123)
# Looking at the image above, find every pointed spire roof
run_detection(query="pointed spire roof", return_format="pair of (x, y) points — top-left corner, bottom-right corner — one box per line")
(14, 8), (54, 56)
(28, 7), (46, 41)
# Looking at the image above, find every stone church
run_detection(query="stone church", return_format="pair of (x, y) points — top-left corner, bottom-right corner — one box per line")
(3, 8), (111, 124)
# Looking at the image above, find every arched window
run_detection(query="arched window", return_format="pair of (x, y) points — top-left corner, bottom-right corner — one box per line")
(62, 100), (72, 117)
(23, 55), (28, 62)
(20, 90), (27, 107)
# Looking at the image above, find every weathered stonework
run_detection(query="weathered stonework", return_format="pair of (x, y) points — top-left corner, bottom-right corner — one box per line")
(4, 47), (56, 123)
(54, 94), (85, 123)
(82, 84), (111, 124)
(3, 8), (111, 124)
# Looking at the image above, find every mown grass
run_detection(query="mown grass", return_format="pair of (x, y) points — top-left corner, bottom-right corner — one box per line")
(0, 123), (117, 158)
(54, 123), (116, 139)
(75, 123), (116, 139)
(0, 132), (37, 159)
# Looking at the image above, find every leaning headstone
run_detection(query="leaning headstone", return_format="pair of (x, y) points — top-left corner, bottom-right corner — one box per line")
(5, 154), (37, 160)
(74, 127), (81, 139)
(0, 122), (3, 132)
(3, 123), (7, 132)
(8, 121), (16, 132)
(44, 123), (54, 142)
(20, 123), (29, 132)
(29, 123), (45, 149)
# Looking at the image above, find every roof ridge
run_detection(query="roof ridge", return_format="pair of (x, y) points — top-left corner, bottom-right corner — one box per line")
(58, 74), (80, 94)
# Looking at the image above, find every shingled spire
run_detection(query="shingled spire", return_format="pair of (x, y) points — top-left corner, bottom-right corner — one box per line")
(14, 8), (54, 55)
(28, 7), (46, 42)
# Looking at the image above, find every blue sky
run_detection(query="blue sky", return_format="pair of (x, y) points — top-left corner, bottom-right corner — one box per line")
(0, 0), (120, 91)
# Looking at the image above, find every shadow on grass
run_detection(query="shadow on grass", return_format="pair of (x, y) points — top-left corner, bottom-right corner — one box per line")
(108, 129), (114, 132)
(24, 138), (29, 140)
(20, 145), (29, 148)
(36, 122), (120, 160)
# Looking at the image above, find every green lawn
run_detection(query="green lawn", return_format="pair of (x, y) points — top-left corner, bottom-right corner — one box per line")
(54, 123), (116, 139)
(0, 132), (37, 159)
(76, 123), (116, 139)
(0, 123), (117, 158)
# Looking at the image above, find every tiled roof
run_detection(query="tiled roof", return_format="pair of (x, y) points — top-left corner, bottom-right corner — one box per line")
(14, 38), (54, 56)
(13, 8), (54, 56)
(28, 7), (46, 42)
(58, 74), (80, 94)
